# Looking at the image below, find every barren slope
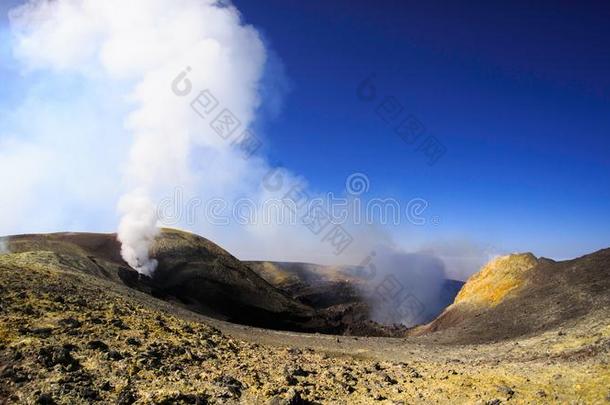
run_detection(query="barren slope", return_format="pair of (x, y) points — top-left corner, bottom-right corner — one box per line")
(412, 250), (610, 344)
(6, 230), (316, 331)
(1, 231), (609, 403)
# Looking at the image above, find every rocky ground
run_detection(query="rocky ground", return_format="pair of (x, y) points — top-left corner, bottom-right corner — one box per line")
(1, 230), (412, 337)
(1, 250), (609, 404)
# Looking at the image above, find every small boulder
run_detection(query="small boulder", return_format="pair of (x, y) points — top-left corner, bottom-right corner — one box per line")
(87, 340), (109, 352)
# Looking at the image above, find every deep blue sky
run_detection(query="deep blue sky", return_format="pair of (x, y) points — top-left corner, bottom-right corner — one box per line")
(233, 0), (610, 258)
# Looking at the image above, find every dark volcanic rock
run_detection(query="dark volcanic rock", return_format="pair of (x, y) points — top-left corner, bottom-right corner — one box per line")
(35, 393), (56, 405)
(87, 340), (109, 352)
(116, 385), (137, 405)
(38, 346), (80, 371)
(156, 393), (209, 404)
(58, 317), (82, 329)
(214, 375), (243, 398)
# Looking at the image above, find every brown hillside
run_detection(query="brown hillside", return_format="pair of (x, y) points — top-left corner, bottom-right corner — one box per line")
(412, 249), (610, 344)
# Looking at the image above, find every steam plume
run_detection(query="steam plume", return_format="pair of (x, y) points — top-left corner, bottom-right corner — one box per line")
(346, 242), (448, 326)
(117, 190), (159, 275)
(9, 0), (267, 274)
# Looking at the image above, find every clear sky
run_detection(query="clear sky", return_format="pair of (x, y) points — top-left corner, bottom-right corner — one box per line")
(231, 0), (610, 259)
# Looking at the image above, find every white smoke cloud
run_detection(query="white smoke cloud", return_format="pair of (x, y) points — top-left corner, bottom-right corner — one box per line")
(352, 244), (448, 326)
(117, 189), (159, 276)
(8, 0), (267, 274)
